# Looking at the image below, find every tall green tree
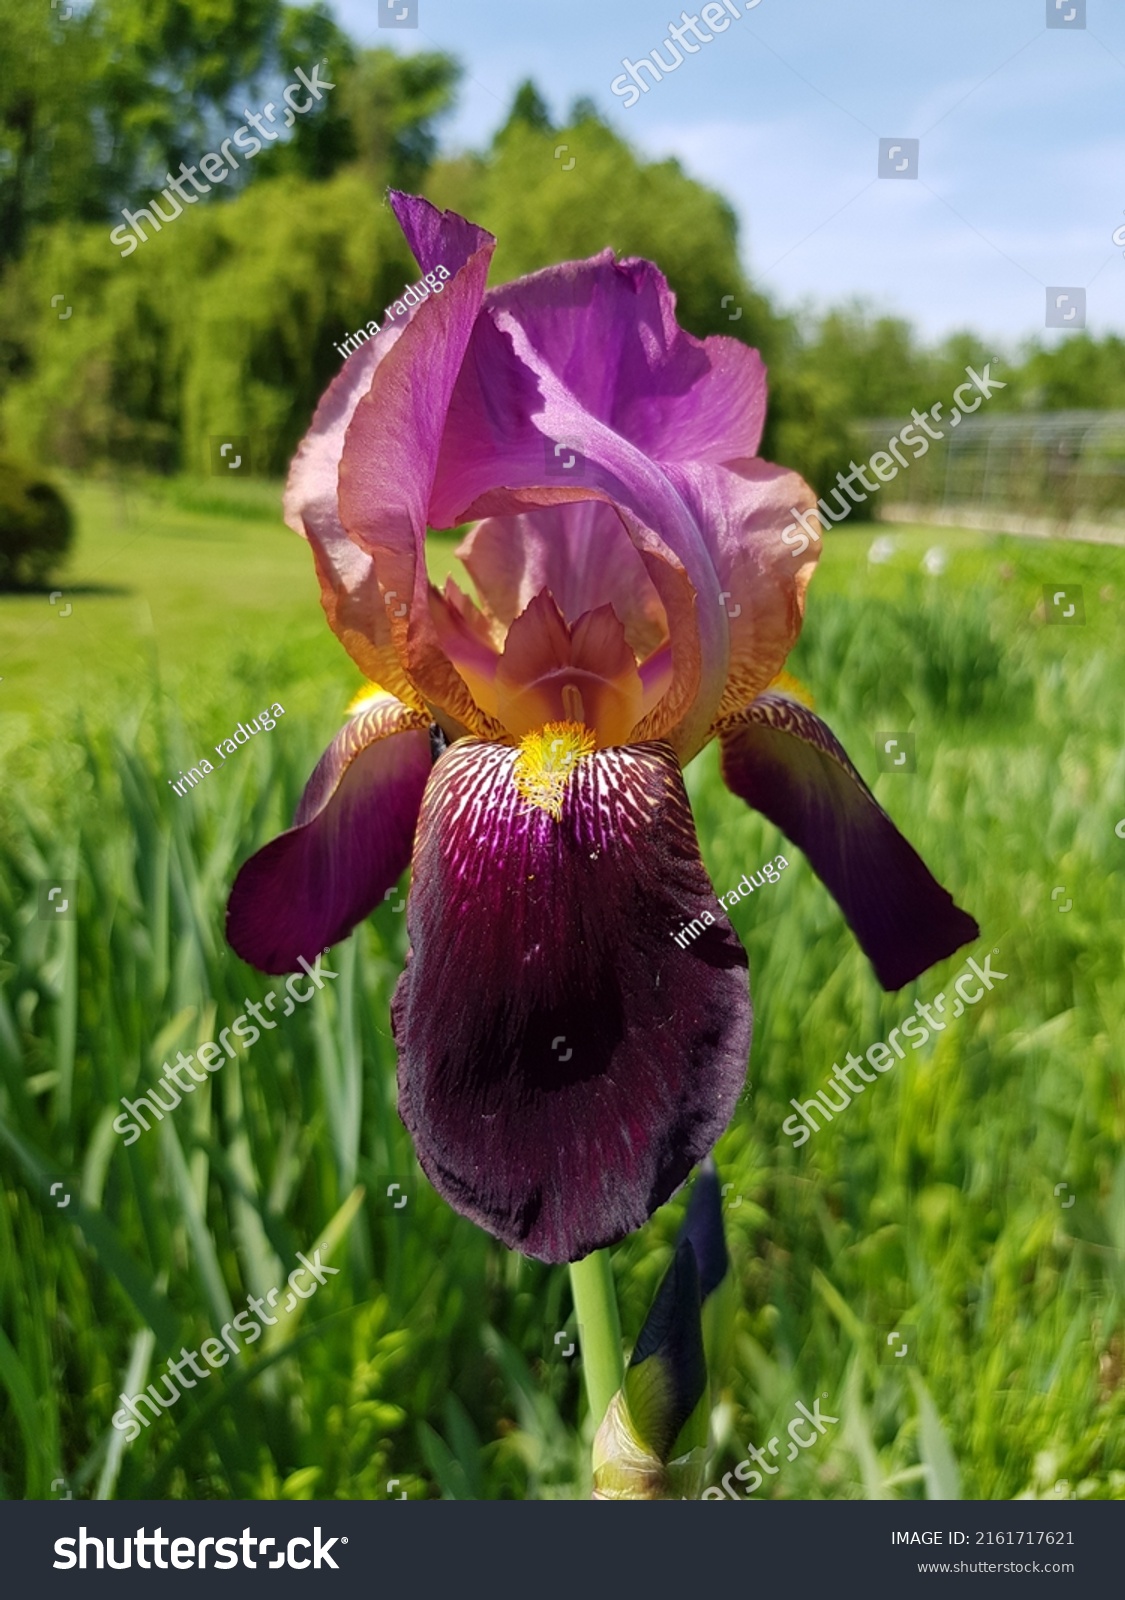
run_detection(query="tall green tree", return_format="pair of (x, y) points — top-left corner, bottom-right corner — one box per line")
(0, 0), (357, 265)
(428, 87), (778, 351)
(0, 1), (107, 263)
(255, 43), (461, 191)
(95, 0), (285, 182)
(791, 302), (935, 419)
(1010, 333), (1125, 411)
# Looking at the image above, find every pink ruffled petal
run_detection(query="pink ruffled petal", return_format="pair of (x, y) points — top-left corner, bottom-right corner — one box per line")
(336, 214), (502, 735)
(485, 252), (766, 463)
(457, 500), (668, 661)
(664, 458), (821, 728)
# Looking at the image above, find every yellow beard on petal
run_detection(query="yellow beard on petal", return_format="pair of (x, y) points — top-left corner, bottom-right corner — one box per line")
(512, 720), (596, 820)
(766, 669), (815, 708)
(346, 681), (391, 714)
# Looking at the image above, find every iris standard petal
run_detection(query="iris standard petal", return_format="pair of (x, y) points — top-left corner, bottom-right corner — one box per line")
(336, 207), (501, 735)
(428, 309), (726, 755)
(284, 333), (394, 551)
(283, 297), (427, 712)
(665, 458), (822, 728)
(285, 197), (498, 716)
(429, 254), (781, 749)
(227, 693), (431, 974)
(485, 251), (767, 465)
(388, 188), (496, 281)
(718, 692), (979, 991)
(301, 516), (425, 714)
(391, 738), (751, 1263)
(457, 500), (669, 661)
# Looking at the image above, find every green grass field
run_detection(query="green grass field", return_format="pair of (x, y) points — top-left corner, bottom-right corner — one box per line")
(1, 477), (1123, 1500)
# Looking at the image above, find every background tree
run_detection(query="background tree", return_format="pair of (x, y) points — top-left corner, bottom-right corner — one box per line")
(1009, 333), (1125, 411)
(256, 44), (462, 191)
(0, 2), (108, 264)
(0, 0), (357, 265)
(0, 456), (73, 589)
(4, 25), (1125, 490)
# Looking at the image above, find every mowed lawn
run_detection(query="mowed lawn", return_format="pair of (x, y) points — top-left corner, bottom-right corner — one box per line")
(0, 476), (338, 749)
(0, 475), (477, 736)
(1, 475), (1123, 1501)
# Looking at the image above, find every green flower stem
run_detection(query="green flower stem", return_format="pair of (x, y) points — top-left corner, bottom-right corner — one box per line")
(569, 1248), (624, 1431)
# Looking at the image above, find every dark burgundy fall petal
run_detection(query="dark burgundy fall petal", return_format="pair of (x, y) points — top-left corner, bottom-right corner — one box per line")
(226, 695), (432, 975)
(391, 739), (751, 1263)
(719, 693), (979, 991)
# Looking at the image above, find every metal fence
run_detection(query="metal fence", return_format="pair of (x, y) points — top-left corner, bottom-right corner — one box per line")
(858, 411), (1125, 536)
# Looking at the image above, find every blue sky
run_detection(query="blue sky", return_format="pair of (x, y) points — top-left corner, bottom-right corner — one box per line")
(334, 0), (1125, 349)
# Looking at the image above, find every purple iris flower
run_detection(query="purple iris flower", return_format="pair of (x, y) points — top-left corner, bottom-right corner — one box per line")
(226, 191), (977, 1264)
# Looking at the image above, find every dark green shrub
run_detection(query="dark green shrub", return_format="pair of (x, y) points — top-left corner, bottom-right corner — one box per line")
(0, 458), (74, 589)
